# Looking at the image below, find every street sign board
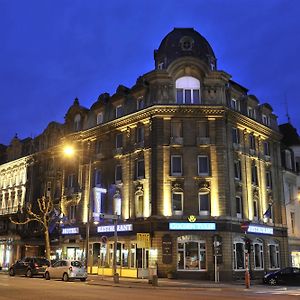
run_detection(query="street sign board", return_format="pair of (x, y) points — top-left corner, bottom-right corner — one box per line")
(137, 233), (150, 249)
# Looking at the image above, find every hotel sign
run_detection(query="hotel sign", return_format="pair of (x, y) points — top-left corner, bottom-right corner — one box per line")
(169, 222), (216, 231)
(62, 227), (79, 235)
(97, 224), (133, 233)
(247, 225), (273, 235)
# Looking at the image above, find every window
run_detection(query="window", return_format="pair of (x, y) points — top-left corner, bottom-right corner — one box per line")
(95, 140), (102, 154)
(266, 170), (272, 189)
(135, 193), (144, 217)
(171, 155), (182, 176)
(94, 169), (101, 187)
(232, 127), (240, 144)
(263, 141), (270, 156)
(234, 160), (242, 180)
(113, 194), (122, 216)
(175, 76), (200, 104)
(249, 134), (256, 151)
(236, 196), (243, 218)
(67, 174), (75, 188)
(198, 121), (209, 138)
(291, 212), (295, 234)
(136, 159), (145, 179)
(116, 133), (123, 149)
(115, 105), (123, 118)
(177, 237), (206, 271)
(198, 155), (209, 176)
(253, 199), (258, 220)
(254, 240), (264, 270)
(96, 112), (103, 125)
(287, 183), (295, 203)
(262, 114), (270, 126)
(172, 191), (183, 215)
(136, 126), (144, 144)
(248, 107), (256, 119)
(251, 162), (258, 185)
(137, 97), (144, 110)
(74, 114), (81, 131)
(269, 242), (280, 269)
(115, 165), (122, 183)
(199, 192), (210, 215)
(69, 205), (77, 222)
(171, 122), (182, 138)
(231, 98), (240, 111)
(233, 241), (245, 270)
(285, 150), (293, 170)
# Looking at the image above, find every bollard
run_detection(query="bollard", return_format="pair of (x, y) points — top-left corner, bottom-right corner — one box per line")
(113, 273), (119, 284)
(152, 275), (158, 286)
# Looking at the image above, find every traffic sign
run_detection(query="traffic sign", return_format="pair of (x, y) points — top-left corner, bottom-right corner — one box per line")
(101, 236), (108, 244)
(241, 222), (250, 232)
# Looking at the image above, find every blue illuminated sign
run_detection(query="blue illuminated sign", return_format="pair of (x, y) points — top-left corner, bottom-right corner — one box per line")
(169, 222), (216, 231)
(247, 225), (273, 235)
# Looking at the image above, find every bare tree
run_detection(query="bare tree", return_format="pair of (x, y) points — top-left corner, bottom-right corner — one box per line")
(10, 196), (54, 260)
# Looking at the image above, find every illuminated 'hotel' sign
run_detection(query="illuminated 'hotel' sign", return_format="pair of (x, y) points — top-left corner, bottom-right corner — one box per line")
(247, 225), (273, 235)
(169, 222), (216, 231)
(97, 224), (133, 233)
(62, 227), (79, 235)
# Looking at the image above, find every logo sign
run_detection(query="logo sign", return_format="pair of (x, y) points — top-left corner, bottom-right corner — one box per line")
(62, 227), (79, 235)
(188, 215), (197, 223)
(97, 224), (133, 233)
(169, 222), (216, 231)
(247, 225), (273, 235)
(137, 233), (150, 249)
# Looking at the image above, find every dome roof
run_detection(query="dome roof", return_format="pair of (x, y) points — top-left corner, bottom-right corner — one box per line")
(154, 28), (216, 70)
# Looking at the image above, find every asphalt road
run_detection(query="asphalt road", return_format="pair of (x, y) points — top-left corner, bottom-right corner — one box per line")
(0, 275), (300, 300)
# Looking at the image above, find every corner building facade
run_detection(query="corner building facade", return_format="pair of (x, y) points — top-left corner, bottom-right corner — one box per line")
(0, 28), (288, 280)
(60, 28), (288, 281)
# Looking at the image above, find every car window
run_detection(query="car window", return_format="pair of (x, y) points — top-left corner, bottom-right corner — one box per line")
(24, 257), (31, 263)
(61, 261), (68, 267)
(71, 261), (83, 268)
(52, 261), (61, 268)
(35, 258), (50, 266)
(293, 268), (300, 274)
(281, 268), (292, 274)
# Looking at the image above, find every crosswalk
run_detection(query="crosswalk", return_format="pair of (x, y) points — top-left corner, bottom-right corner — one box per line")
(254, 287), (300, 296)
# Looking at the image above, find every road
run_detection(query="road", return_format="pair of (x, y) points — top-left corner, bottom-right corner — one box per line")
(0, 275), (300, 300)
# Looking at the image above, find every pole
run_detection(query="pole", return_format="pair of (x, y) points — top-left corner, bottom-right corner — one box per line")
(245, 252), (250, 288)
(113, 215), (119, 283)
(214, 254), (218, 283)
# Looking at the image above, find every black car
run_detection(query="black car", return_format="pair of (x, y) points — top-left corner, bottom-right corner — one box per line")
(263, 267), (300, 285)
(9, 257), (50, 277)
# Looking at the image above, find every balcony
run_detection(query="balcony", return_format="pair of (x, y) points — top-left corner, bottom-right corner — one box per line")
(197, 137), (210, 145)
(134, 141), (144, 150)
(170, 137), (183, 145)
(113, 147), (123, 156)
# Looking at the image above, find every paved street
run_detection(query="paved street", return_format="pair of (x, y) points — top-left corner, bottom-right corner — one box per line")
(0, 274), (300, 300)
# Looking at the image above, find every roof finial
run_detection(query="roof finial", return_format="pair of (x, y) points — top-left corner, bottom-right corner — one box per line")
(284, 93), (291, 124)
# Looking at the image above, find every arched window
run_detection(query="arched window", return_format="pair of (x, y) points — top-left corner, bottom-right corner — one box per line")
(253, 239), (264, 270)
(74, 114), (81, 131)
(135, 189), (144, 218)
(113, 191), (122, 216)
(268, 240), (280, 269)
(233, 238), (245, 270)
(176, 76), (200, 104)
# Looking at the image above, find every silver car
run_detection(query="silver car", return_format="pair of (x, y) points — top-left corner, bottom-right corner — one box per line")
(45, 260), (87, 282)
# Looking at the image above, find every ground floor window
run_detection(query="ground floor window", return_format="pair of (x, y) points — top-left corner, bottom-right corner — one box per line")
(233, 240), (245, 270)
(253, 240), (264, 270)
(269, 242), (280, 269)
(177, 235), (206, 271)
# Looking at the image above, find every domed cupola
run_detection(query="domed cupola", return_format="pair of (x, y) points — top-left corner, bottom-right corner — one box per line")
(154, 28), (216, 70)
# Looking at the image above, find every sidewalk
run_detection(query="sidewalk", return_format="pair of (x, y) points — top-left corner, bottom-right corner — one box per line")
(87, 274), (263, 290)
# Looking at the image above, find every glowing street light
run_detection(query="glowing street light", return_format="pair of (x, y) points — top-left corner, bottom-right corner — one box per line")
(63, 145), (75, 157)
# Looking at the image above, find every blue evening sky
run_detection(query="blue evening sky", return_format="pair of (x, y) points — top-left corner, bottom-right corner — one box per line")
(0, 0), (299, 145)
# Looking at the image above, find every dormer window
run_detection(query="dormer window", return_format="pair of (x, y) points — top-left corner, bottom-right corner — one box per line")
(176, 76), (200, 104)
(96, 112), (103, 125)
(115, 105), (123, 118)
(74, 114), (81, 131)
(137, 97), (144, 110)
(247, 107), (256, 119)
(231, 98), (240, 111)
(262, 114), (270, 126)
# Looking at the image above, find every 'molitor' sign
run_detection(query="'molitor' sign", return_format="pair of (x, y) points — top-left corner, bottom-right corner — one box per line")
(162, 234), (172, 264)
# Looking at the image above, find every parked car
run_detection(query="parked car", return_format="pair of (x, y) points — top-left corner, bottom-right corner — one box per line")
(263, 267), (300, 285)
(9, 257), (50, 277)
(44, 260), (87, 282)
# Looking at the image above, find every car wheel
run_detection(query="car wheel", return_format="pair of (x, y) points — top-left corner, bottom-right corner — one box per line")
(80, 278), (86, 282)
(9, 268), (15, 276)
(269, 278), (277, 286)
(26, 269), (33, 278)
(62, 273), (69, 282)
(45, 272), (50, 280)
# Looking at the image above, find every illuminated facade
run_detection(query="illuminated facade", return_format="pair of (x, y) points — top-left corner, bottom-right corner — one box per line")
(0, 28), (289, 280)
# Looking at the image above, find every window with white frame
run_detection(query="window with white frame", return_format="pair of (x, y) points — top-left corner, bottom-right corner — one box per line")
(171, 155), (182, 176)
(69, 205), (77, 222)
(96, 112), (104, 125)
(171, 121), (182, 138)
(262, 114), (270, 126)
(172, 191), (183, 215)
(268, 242), (280, 269)
(263, 141), (270, 156)
(266, 170), (272, 189)
(236, 196), (243, 218)
(231, 98), (240, 111)
(67, 174), (75, 188)
(253, 240), (264, 270)
(113, 193), (122, 216)
(177, 236), (206, 271)
(198, 155), (209, 176)
(136, 159), (145, 179)
(232, 127), (240, 144)
(74, 114), (81, 131)
(234, 159), (242, 180)
(251, 161), (258, 185)
(249, 134), (256, 150)
(285, 150), (293, 170)
(136, 126), (144, 144)
(94, 169), (101, 187)
(199, 192), (210, 215)
(247, 107), (256, 119)
(135, 192), (144, 217)
(175, 76), (200, 104)
(233, 240), (245, 270)
(116, 133), (123, 149)
(137, 97), (144, 110)
(115, 105), (123, 118)
(95, 140), (102, 154)
(253, 199), (259, 220)
(115, 165), (122, 183)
